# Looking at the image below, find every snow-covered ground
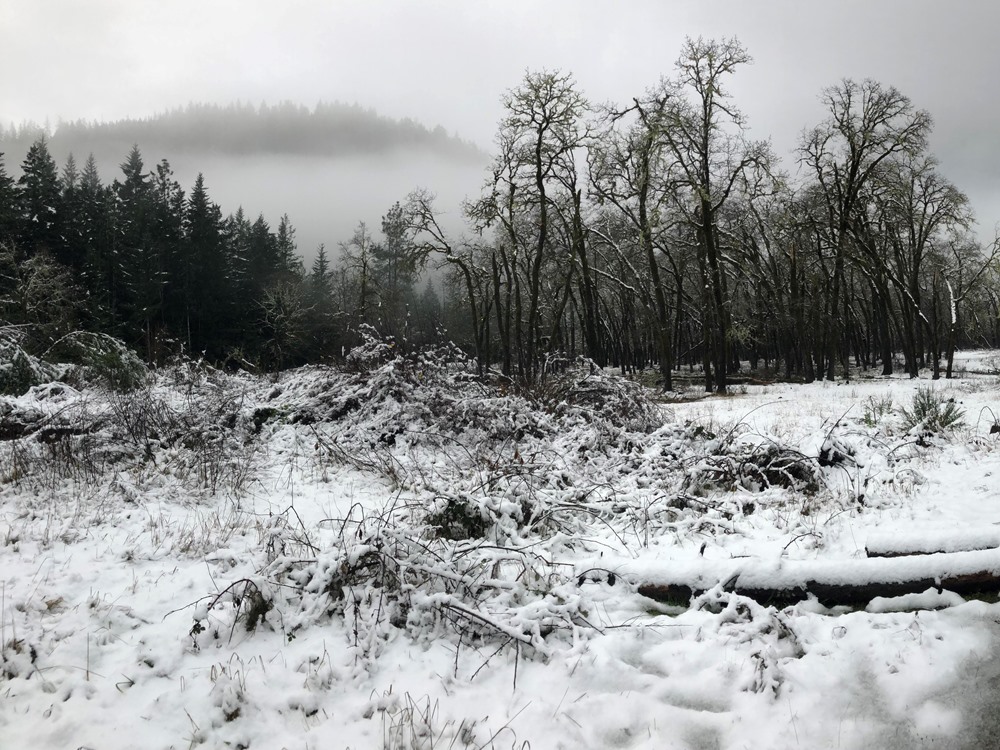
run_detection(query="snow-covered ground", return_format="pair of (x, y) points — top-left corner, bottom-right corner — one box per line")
(4, 346), (1000, 749)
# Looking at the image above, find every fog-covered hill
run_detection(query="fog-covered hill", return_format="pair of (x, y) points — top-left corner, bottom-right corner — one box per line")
(0, 102), (488, 259)
(1, 101), (485, 162)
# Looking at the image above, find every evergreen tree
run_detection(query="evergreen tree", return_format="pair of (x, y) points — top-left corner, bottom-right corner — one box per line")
(223, 206), (252, 301)
(17, 136), (63, 260)
(61, 153), (79, 190)
(78, 154), (115, 327)
(412, 278), (443, 345)
(0, 152), (17, 243)
(182, 173), (227, 356)
(114, 144), (157, 350)
(59, 153), (86, 272)
(310, 243), (331, 295)
(302, 243), (341, 361)
(276, 213), (301, 277)
(148, 158), (185, 360)
(372, 201), (424, 337)
(247, 213), (279, 291)
(338, 222), (376, 331)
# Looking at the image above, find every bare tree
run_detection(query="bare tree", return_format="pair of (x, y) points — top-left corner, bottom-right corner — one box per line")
(404, 189), (494, 375)
(466, 70), (589, 384)
(800, 79), (931, 380)
(658, 37), (772, 393)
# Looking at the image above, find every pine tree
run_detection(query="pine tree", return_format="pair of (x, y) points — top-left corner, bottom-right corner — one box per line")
(303, 243), (340, 361)
(338, 222), (376, 330)
(373, 201), (424, 337)
(247, 213), (278, 291)
(276, 213), (302, 278)
(61, 153), (79, 190)
(223, 206), (252, 299)
(413, 278), (443, 344)
(147, 158), (184, 360)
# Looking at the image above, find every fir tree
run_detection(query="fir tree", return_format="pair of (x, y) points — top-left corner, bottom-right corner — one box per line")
(182, 173), (227, 356)
(310, 243), (331, 296)
(114, 144), (157, 349)
(59, 153), (86, 272)
(373, 201), (424, 338)
(146, 158), (184, 360)
(17, 136), (63, 259)
(276, 213), (301, 277)
(0, 152), (17, 243)
(78, 154), (115, 327)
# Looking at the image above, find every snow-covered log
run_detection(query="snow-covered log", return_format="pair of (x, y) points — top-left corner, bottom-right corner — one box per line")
(634, 547), (1000, 608)
(864, 529), (1000, 558)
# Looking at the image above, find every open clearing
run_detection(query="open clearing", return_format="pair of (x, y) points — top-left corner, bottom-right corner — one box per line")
(4, 346), (1000, 749)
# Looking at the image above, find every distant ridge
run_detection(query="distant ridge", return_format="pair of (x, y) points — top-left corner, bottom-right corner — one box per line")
(0, 101), (486, 162)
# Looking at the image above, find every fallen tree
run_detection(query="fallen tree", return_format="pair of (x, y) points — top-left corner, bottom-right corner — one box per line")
(864, 529), (1000, 558)
(633, 547), (1000, 609)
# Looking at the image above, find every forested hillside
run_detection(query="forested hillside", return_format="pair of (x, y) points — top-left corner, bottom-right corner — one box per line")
(0, 101), (484, 161)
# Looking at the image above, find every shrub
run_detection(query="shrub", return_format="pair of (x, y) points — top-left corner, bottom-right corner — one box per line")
(861, 393), (893, 428)
(899, 387), (965, 433)
(528, 357), (662, 432)
(46, 331), (147, 391)
(425, 497), (489, 541)
(0, 345), (44, 396)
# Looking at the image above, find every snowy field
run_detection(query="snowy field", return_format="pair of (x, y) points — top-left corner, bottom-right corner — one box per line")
(4, 344), (1000, 749)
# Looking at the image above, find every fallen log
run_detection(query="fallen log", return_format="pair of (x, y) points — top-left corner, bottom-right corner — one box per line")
(634, 547), (1000, 609)
(865, 529), (1000, 558)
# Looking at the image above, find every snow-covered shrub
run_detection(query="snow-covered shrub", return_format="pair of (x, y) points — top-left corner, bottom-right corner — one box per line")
(528, 358), (662, 432)
(344, 325), (399, 372)
(691, 588), (803, 696)
(861, 393), (894, 428)
(46, 331), (147, 391)
(203, 495), (588, 666)
(817, 434), (857, 467)
(0, 336), (50, 395)
(1, 638), (38, 680)
(425, 496), (490, 540)
(899, 387), (965, 433)
(0, 360), (261, 499)
(684, 440), (821, 495)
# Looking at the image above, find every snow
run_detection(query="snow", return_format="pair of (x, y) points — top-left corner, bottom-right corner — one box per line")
(3, 349), (1000, 748)
(622, 546), (1000, 596)
(866, 587), (966, 613)
(866, 527), (1000, 556)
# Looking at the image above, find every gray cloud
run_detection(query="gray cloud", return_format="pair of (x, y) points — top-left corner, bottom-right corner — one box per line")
(3, 0), (1000, 239)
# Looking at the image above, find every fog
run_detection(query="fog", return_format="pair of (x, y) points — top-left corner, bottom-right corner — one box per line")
(162, 150), (488, 264)
(0, 100), (490, 266)
(3, 139), (488, 268)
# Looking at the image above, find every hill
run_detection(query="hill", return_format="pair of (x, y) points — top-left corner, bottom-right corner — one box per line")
(0, 101), (485, 162)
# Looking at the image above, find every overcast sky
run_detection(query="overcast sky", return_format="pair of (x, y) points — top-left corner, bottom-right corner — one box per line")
(3, 0), (1000, 239)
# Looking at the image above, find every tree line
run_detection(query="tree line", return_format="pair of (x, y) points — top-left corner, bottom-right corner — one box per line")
(0, 136), (450, 369)
(406, 37), (1000, 390)
(1, 101), (484, 161)
(2, 36), (999, 388)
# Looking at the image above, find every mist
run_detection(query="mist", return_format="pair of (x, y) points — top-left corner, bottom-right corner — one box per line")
(1, 102), (490, 266)
(159, 150), (486, 265)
